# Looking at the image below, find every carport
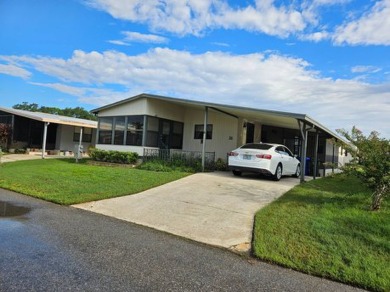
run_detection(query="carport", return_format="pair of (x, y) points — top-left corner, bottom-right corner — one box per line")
(195, 103), (342, 182)
(0, 107), (97, 158)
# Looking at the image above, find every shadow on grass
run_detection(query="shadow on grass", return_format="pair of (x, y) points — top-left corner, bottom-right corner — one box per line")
(51, 158), (90, 164)
(279, 191), (366, 208)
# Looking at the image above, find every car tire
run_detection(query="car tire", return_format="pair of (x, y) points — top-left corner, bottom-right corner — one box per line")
(293, 164), (300, 178)
(273, 164), (282, 181)
(232, 170), (242, 176)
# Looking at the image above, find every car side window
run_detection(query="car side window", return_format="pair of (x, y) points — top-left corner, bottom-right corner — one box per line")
(275, 146), (284, 154)
(283, 147), (293, 157)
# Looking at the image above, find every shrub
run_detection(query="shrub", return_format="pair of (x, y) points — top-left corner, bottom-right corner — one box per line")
(89, 149), (138, 164)
(15, 148), (26, 154)
(337, 127), (389, 210)
(214, 158), (228, 171)
(137, 160), (197, 173)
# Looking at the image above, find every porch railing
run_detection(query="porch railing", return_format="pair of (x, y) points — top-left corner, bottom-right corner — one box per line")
(143, 148), (216, 171)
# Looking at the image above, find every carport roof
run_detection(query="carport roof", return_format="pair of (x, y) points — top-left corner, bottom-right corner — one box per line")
(0, 107), (97, 128)
(91, 93), (346, 142)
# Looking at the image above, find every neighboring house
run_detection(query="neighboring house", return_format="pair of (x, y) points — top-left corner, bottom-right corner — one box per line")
(0, 107), (97, 156)
(91, 93), (351, 179)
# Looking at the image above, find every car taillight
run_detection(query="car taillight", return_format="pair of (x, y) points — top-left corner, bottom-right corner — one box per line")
(228, 152), (238, 156)
(256, 154), (272, 159)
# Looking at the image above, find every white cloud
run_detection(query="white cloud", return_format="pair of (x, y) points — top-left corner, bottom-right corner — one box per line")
(29, 82), (86, 96)
(333, 0), (390, 45)
(300, 31), (330, 42)
(211, 42), (230, 47)
(351, 65), (381, 73)
(108, 40), (130, 46)
(3, 48), (390, 137)
(109, 31), (169, 45)
(86, 0), (307, 37)
(0, 63), (31, 79)
(122, 31), (168, 43)
(85, 0), (390, 47)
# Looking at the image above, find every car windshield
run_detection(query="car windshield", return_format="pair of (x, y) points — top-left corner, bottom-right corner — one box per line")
(240, 143), (272, 150)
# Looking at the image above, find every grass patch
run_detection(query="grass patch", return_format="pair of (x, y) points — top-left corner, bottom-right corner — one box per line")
(0, 159), (190, 205)
(253, 174), (389, 291)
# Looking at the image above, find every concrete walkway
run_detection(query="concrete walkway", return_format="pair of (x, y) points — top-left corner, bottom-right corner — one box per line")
(74, 172), (301, 252)
(0, 153), (65, 163)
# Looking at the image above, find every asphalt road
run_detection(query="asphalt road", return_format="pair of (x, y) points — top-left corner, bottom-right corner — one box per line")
(0, 189), (364, 292)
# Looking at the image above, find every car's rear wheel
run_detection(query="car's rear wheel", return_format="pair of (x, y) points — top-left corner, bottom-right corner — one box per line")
(232, 170), (242, 176)
(273, 164), (282, 181)
(293, 164), (300, 178)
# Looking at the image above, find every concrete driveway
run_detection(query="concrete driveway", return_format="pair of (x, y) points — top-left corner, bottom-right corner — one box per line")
(73, 172), (301, 252)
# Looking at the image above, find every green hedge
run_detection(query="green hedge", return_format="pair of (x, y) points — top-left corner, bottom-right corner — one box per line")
(90, 149), (139, 164)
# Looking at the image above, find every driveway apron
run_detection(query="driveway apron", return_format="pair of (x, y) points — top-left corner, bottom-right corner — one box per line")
(73, 172), (300, 252)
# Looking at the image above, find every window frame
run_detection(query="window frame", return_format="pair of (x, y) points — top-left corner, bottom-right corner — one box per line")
(194, 124), (213, 140)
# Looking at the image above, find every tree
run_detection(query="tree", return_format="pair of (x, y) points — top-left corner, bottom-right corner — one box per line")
(12, 102), (96, 121)
(337, 127), (389, 210)
(13, 102), (39, 112)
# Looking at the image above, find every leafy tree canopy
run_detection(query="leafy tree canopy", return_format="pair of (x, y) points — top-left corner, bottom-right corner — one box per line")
(13, 102), (96, 121)
(337, 127), (389, 210)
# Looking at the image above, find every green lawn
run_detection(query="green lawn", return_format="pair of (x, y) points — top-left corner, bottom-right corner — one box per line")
(253, 174), (389, 292)
(0, 159), (190, 205)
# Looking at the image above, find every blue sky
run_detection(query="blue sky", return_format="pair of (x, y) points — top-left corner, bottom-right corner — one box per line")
(0, 0), (389, 137)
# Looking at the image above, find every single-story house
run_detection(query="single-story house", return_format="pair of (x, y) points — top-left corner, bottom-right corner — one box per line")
(0, 107), (97, 157)
(91, 93), (351, 181)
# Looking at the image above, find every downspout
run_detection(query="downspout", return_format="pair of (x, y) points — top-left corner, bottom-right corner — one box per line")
(42, 122), (49, 159)
(201, 106), (208, 172)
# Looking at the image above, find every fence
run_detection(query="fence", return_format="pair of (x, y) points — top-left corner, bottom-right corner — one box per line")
(143, 148), (216, 171)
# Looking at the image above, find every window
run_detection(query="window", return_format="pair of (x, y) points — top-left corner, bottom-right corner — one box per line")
(97, 115), (183, 149)
(145, 116), (159, 147)
(114, 117), (125, 145)
(98, 117), (113, 144)
(171, 121), (183, 149)
(126, 116), (143, 146)
(73, 127), (92, 142)
(194, 124), (212, 139)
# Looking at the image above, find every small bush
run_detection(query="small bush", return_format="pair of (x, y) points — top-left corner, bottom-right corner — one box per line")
(137, 160), (196, 173)
(15, 148), (26, 154)
(90, 149), (138, 164)
(214, 158), (228, 171)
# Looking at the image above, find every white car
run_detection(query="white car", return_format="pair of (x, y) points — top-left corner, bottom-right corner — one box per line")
(228, 143), (301, 181)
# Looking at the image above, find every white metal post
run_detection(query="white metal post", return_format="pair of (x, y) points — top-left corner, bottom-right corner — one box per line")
(202, 106), (208, 172)
(42, 122), (49, 159)
(76, 127), (83, 163)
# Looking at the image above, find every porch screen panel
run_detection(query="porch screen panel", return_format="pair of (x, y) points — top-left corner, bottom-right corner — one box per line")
(126, 116), (143, 146)
(114, 117), (125, 145)
(171, 121), (183, 149)
(98, 117), (113, 144)
(145, 116), (159, 147)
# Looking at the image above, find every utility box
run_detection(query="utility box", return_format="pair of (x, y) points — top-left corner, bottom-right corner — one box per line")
(74, 144), (83, 159)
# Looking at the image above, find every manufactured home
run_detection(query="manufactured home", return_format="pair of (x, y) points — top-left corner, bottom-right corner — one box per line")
(91, 94), (350, 180)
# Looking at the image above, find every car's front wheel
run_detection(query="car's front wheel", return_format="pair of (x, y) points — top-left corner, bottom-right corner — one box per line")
(232, 170), (242, 176)
(293, 164), (300, 178)
(273, 164), (282, 181)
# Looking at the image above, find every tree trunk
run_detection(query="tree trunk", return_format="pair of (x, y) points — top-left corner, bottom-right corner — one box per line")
(371, 185), (387, 211)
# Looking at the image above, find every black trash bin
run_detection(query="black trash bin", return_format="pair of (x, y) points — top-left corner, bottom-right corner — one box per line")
(305, 157), (311, 175)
